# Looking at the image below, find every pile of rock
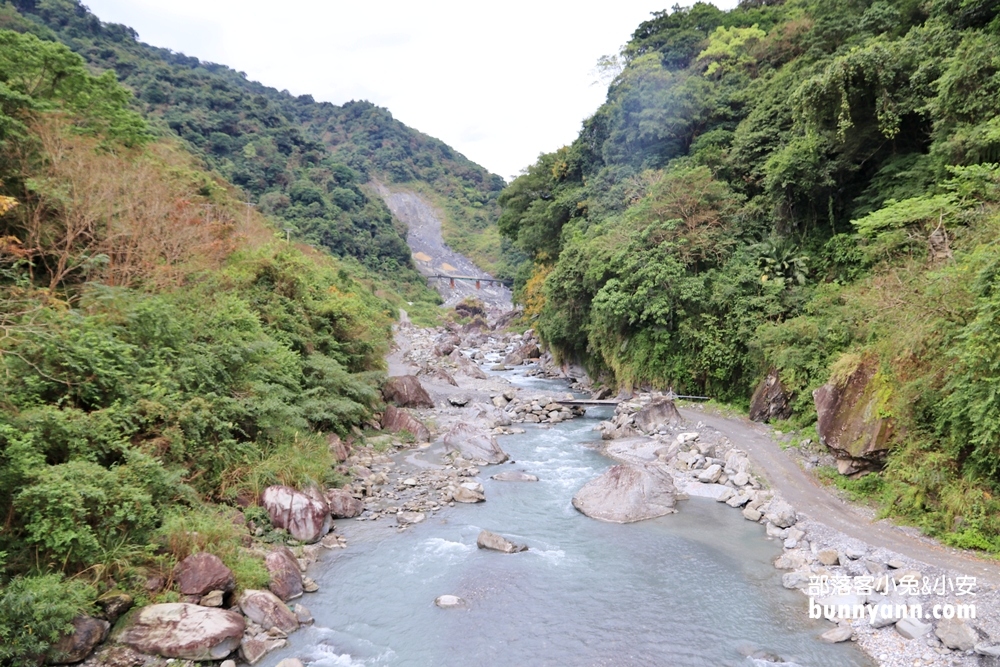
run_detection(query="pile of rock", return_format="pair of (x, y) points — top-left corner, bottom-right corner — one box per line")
(598, 397), (683, 440)
(498, 392), (586, 425)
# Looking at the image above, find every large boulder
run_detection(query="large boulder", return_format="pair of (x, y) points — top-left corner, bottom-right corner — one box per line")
(264, 547), (303, 601)
(572, 464), (678, 523)
(749, 368), (793, 422)
(118, 604), (243, 660)
(443, 422), (508, 464)
(381, 405), (431, 442)
(813, 356), (895, 474)
(238, 590), (298, 634)
(633, 399), (682, 434)
(324, 488), (364, 518)
(261, 485), (330, 543)
(49, 616), (110, 664)
(935, 618), (978, 651)
(381, 375), (434, 408)
(173, 552), (234, 597)
(476, 530), (528, 553)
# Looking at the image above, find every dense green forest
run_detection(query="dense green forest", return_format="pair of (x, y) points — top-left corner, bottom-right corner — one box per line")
(499, 0), (1000, 547)
(0, 0), (510, 279)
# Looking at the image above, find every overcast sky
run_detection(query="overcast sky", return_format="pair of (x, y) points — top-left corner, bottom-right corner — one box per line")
(83, 0), (739, 181)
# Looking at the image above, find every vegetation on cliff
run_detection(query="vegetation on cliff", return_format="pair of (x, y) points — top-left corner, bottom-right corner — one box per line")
(499, 0), (1000, 547)
(0, 28), (406, 663)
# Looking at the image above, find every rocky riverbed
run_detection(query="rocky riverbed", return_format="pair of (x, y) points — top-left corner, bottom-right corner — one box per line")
(63, 308), (1000, 667)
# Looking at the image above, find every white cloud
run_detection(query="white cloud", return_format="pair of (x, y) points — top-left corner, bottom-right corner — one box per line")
(83, 0), (740, 180)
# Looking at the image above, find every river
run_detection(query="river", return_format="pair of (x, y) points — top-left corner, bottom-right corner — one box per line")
(260, 373), (872, 667)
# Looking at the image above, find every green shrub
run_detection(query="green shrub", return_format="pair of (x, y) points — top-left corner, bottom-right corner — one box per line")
(0, 574), (95, 667)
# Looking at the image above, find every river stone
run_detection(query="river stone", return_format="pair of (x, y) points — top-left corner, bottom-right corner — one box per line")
(265, 547), (303, 601)
(697, 464), (723, 483)
(240, 637), (285, 666)
(895, 616), (932, 639)
(435, 595), (468, 609)
(118, 603), (244, 660)
(817, 549), (840, 566)
(49, 616), (110, 664)
(685, 481), (731, 501)
(732, 471), (750, 487)
(742, 507), (762, 521)
(763, 499), (797, 528)
(97, 593), (134, 624)
(261, 485), (331, 543)
(572, 464), (677, 523)
(448, 395), (471, 407)
(382, 375), (434, 408)
(782, 570), (810, 590)
(325, 488), (364, 519)
(820, 624), (853, 643)
(935, 618), (978, 651)
(396, 511), (426, 525)
(453, 481), (485, 503)
(238, 590), (298, 634)
(302, 576), (319, 593)
(490, 470), (539, 482)
(477, 530), (528, 553)
(869, 601), (908, 628)
(174, 552), (234, 597)
(975, 643), (1000, 657)
(443, 422), (509, 464)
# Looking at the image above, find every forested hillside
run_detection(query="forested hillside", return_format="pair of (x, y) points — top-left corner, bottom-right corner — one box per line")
(0, 0), (510, 278)
(499, 0), (1000, 547)
(0, 20), (429, 663)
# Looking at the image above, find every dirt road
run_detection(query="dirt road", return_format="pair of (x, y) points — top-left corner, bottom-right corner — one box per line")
(683, 405), (1000, 585)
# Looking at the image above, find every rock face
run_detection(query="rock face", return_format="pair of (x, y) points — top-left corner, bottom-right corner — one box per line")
(264, 547), (303, 601)
(173, 552), (234, 597)
(324, 488), (364, 518)
(381, 375), (434, 408)
(118, 604), (244, 660)
(261, 485), (331, 543)
(238, 590), (299, 634)
(813, 356), (894, 474)
(633, 399), (682, 433)
(749, 368), (793, 422)
(477, 530), (528, 553)
(572, 464), (678, 523)
(49, 616), (110, 664)
(381, 405), (431, 442)
(443, 422), (509, 464)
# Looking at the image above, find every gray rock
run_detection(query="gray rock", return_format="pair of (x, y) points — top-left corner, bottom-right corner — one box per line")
(869, 601), (908, 628)
(476, 530), (528, 553)
(726, 493), (751, 508)
(742, 507), (762, 522)
(447, 395), (471, 407)
(453, 481), (485, 503)
(763, 499), (797, 528)
(975, 643), (1000, 658)
(434, 595), (467, 609)
(633, 399), (682, 433)
(732, 471), (750, 487)
(381, 375), (434, 408)
(684, 482), (731, 501)
(302, 577), (318, 593)
(118, 604), (244, 661)
(490, 471), (539, 482)
(934, 618), (978, 651)
(896, 616), (932, 639)
(239, 637), (285, 665)
(396, 511), (426, 525)
(275, 659), (304, 667)
(572, 464), (677, 523)
(292, 604), (313, 625)
(698, 464), (723, 483)
(443, 422), (509, 464)
(238, 590), (298, 634)
(325, 488), (364, 519)
(782, 570), (810, 590)
(820, 625), (853, 643)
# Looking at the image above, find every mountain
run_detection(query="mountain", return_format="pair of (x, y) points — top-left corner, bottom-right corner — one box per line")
(0, 0), (510, 278)
(499, 0), (1000, 548)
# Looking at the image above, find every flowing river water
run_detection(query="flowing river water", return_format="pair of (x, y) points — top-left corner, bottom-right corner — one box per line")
(261, 373), (873, 667)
